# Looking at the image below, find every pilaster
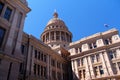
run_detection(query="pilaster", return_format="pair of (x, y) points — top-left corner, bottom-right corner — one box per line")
(100, 52), (109, 76)
(87, 56), (95, 79)
(85, 57), (91, 80)
(4, 9), (19, 54)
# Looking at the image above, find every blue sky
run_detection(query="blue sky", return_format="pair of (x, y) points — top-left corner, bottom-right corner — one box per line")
(24, 0), (120, 41)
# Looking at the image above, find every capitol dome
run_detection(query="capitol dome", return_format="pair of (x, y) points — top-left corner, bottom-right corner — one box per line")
(45, 12), (68, 31)
(41, 12), (72, 48)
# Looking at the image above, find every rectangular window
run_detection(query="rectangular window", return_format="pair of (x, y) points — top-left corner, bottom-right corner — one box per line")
(38, 65), (40, 75)
(41, 53), (43, 61)
(77, 59), (80, 66)
(113, 63), (117, 74)
(38, 52), (40, 60)
(0, 2), (4, 15)
(91, 55), (95, 63)
(81, 58), (84, 66)
(34, 50), (37, 59)
(17, 12), (22, 28)
(41, 66), (43, 76)
(118, 62), (120, 70)
(19, 63), (24, 74)
(51, 59), (55, 67)
(99, 66), (104, 75)
(0, 27), (5, 47)
(96, 54), (100, 62)
(44, 66), (47, 78)
(21, 45), (25, 54)
(94, 67), (98, 76)
(89, 43), (92, 49)
(57, 62), (60, 68)
(4, 7), (12, 21)
(79, 70), (82, 79)
(34, 63), (36, 75)
(109, 51), (114, 59)
(83, 70), (85, 78)
(44, 55), (47, 62)
(52, 70), (56, 79)
(0, 58), (1, 64)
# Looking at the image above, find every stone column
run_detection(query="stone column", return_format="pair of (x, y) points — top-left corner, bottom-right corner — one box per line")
(55, 60), (57, 80)
(65, 32), (67, 41)
(85, 57), (91, 80)
(74, 60), (79, 78)
(60, 63), (63, 80)
(60, 31), (61, 41)
(4, 9), (19, 54)
(54, 31), (56, 41)
(100, 52), (109, 76)
(88, 56), (95, 79)
(45, 35), (47, 43)
(71, 60), (76, 79)
(49, 32), (51, 42)
(103, 51), (114, 75)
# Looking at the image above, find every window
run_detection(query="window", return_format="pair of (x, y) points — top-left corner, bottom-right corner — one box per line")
(117, 62), (120, 71)
(77, 59), (80, 66)
(34, 50), (37, 59)
(41, 66), (43, 76)
(94, 67), (98, 76)
(83, 70), (85, 78)
(99, 66), (104, 75)
(0, 58), (1, 64)
(44, 55), (47, 62)
(96, 54), (100, 62)
(93, 42), (97, 48)
(51, 59), (55, 67)
(41, 53), (43, 61)
(57, 62), (60, 68)
(52, 70), (56, 79)
(4, 7), (12, 20)
(79, 47), (82, 52)
(38, 52), (40, 60)
(81, 58), (84, 66)
(34, 63), (36, 75)
(109, 50), (116, 59)
(75, 48), (78, 53)
(89, 43), (92, 49)
(0, 27), (5, 47)
(0, 2), (4, 15)
(38, 65), (40, 75)
(91, 55), (95, 63)
(19, 63), (24, 74)
(113, 63), (117, 74)
(57, 72), (61, 80)
(104, 38), (112, 45)
(79, 70), (82, 79)
(21, 45), (25, 54)
(17, 12), (22, 28)
(43, 66), (47, 78)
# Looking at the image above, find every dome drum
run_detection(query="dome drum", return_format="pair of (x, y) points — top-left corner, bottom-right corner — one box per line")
(41, 30), (72, 44)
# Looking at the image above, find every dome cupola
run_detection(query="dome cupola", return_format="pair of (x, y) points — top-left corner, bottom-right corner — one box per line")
(41, 12), (72, 48)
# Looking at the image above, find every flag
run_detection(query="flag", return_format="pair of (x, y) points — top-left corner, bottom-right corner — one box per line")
(104, 24), (109, 27)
